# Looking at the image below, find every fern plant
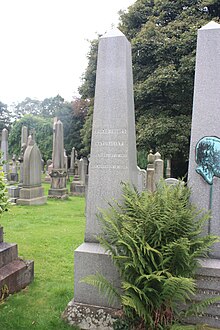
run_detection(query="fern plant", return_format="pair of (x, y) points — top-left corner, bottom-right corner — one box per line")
(82, 181), (218, 330)
(0, 152), (8, 218)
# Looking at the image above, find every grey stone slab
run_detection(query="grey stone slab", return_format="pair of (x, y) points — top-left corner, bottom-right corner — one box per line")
(17, 195), (47, 206)
(185, 315), (220, 328)
(196, 258), (220, 277)
(48, 187), (68, 199)
(0, 259), (34, 294)
(0, 242), (18, 268)
(7, 186), (20, 198)
(74, 243), (121, 309)
(187, 22), (220, 257)
(0, 227), (3, 243)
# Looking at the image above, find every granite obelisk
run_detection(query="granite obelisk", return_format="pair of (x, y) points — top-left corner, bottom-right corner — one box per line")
(48, 120), (68, 199)
(188, 22), (220, 258)
(64, 28), (138, 328)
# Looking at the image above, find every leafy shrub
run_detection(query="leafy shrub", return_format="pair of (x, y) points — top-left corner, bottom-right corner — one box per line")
(83, 181), (218, 330)
(0, 154), (8, 217)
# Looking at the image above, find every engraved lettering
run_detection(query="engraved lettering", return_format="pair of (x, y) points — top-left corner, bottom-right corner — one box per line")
(91, 165), (128, 170)
(94, 128), (127, 134)
(96, 153), (127, 158)
(95, 141), (124, 147)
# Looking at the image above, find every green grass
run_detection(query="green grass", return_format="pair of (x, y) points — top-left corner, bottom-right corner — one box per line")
(0, 183), (218, 330)
(0, 183), (84, 330)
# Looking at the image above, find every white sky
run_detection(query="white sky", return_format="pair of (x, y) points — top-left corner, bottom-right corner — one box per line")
(0, 0), (135, 106)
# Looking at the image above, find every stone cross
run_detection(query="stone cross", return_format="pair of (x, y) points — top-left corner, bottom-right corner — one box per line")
(71, 27), (138, 322)
(188, 21), (220, 258)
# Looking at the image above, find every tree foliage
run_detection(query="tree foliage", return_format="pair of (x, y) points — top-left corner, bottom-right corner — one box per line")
(8, 115), (53, 161)
(0, 102), (12, 132)
(79, 0), (220, 176)
(8, 96), (88, 160)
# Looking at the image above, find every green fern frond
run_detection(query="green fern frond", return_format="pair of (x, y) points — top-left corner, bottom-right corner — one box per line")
(80, 273), (121, 306)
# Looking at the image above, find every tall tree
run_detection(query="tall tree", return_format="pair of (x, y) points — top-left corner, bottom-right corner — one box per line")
(79, 0), (220, 176)
(0, 101), (11, 131)
(8, 115), (53, 161)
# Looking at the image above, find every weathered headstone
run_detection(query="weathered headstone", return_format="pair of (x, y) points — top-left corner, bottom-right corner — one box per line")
(44, 159), (52, 182)
(0, 226), (34, 298)
(18, 125), (28, 186)
(17, 136), (47, 205)
(64, 149), (68, 179)
(10, 154), (18, 182)
(70, 157), (88, 195)
(166, 159), (171, 178)
(48, 120), (68, 199)
(187, 21), (220, 328)
(63, 28), (138, 329)
(154, 152), (164, 188)
(69, 147), (77, 176)
(188, 21), (220, 258)
(146, 150), (155, 192)
(1, 128), (9, 175)
(137, 166), (146, 191)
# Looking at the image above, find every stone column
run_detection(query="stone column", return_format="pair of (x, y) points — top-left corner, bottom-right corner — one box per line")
(64, 28), (138, 327)
(188, 21), (220, 258)
(18, 125), (28, 186)
(1, 128), (9, 175)
(69, 147), (76, 175)
(154, 152), (164, 188)
(166, 159), (171, 178)
(146, 150), (155, 192)
(48, 120), (68, 199)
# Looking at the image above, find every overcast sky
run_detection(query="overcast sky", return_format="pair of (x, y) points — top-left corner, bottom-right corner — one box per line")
(0, 0), (135, 105)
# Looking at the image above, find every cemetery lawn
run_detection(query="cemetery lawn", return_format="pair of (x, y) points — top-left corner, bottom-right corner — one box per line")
(0, 184), (218, 330)
(0, 185), (84, 330)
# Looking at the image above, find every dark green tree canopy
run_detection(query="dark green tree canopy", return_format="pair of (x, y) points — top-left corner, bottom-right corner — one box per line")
(0, 101), (12, 132)
(79, 0), (220, 176)
(8, 115), (53, 161)
(8, 96), (89, 160)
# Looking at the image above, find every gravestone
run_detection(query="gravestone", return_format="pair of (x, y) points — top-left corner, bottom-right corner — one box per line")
(63, 28), (138, 329)
(187, 21), (220, 328)
(188, 21), (220, 258)
(44, 159), (52, 182)
(70, 157), (88, 195)
(18, 125), (28, 186)
(1, 128), (9, 175)
(48, 120), (68, 199)
(10, 154), (18, 182)
(69, 147), (77, 176)
(154, 152), (164, 187)
(64, 149), (69, 180)
(166, 159), (171, 178)
(146, 150), (155, 192)
(137, 166), (146, 191)
(0, 226), (34, 299)
(17, 136), (47, 205)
